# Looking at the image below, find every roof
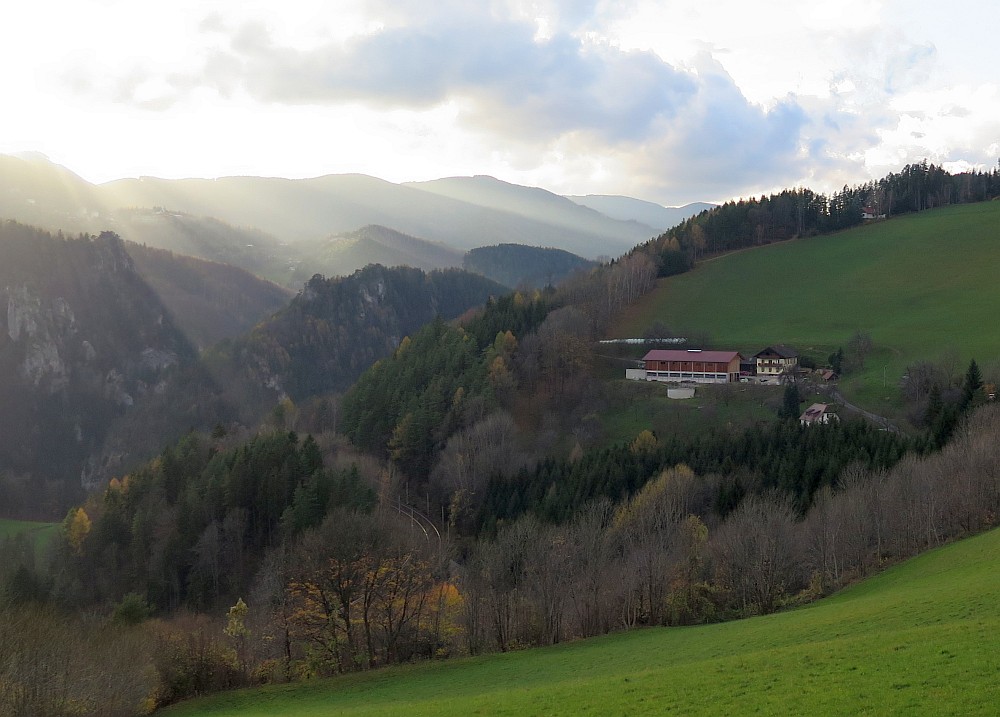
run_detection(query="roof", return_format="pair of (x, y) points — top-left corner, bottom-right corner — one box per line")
(799, 403), (829, 422)
(755, 345), (799, 359)
(643, 349), (741, 363)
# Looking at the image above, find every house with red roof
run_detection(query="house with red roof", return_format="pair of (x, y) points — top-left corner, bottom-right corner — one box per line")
(799, 403), (837, 426)
(639, 348), (742, 384)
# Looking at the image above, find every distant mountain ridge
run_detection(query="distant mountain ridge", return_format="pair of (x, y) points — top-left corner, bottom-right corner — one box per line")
(566, 195), (715, 231)
(0, 154), (697, 271)
(286, 225), (465, 285)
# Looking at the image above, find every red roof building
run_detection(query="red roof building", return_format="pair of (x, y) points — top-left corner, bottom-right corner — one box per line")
(641, 349), (742, 384)
(799, 403), (837, 426)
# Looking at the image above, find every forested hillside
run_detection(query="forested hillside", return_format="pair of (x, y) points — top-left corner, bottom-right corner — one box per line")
(115, 209), (289, 284)
(463, 243), (595, 288)
(125, 243), (291, 349)
(204, 265), (508, 423)
(0, 220), (505, 519)
(285, 225), (464, 285)
(0, 223), (205, 515)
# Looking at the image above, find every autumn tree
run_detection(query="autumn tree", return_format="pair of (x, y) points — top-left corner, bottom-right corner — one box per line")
(64, 507), (91, 556)
(711, 494), (801, 615)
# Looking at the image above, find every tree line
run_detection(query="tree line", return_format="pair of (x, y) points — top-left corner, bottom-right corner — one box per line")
(457, 403), (1000, 651)
(641, 162), (1000, 275)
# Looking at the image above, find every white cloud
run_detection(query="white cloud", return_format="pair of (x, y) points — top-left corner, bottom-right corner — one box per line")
(1, 0), (998, 204)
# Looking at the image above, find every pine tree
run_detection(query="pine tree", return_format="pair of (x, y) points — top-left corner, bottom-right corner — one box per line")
(780, 383), (801, 420)
(961, 359), (983, 409)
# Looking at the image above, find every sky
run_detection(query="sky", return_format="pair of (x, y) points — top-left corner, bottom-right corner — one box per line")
(3, 0), (999, 205)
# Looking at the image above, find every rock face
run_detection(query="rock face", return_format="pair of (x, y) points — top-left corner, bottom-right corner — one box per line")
(0, 225), (204, 511)
(6, 285), (74, 390)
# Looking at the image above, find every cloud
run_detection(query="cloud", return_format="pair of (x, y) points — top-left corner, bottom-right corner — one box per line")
(613, 57), (810, 201)
(201, 16), (698, 145)
(42, 0), (998, 204)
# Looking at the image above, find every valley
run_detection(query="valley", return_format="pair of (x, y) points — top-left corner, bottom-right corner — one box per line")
(2, 157), (1000, 717)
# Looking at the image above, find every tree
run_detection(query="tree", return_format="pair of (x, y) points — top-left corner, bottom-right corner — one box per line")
(64, 507), (92, 556)
(961, 359), (984, 409)
(780, 383), (801, 420)
(924, 383), (943, 426)
(829, 347), (844, 374)
(711, 494), (801, 615)
(224, 597), (251, 678)
(846, 331), (873, 371)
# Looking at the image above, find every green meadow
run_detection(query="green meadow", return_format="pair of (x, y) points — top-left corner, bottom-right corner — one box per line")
(597, 380), (832, 447)
(617, 201), (1000, 415)
(0, 518), (58, 556)
(163, 526), (1000, 716)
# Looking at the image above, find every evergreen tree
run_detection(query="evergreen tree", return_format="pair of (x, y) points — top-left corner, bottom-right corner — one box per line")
(961, 358), (983, 409)
(780, 383), (801, 420)
(829, 347), (844, 374)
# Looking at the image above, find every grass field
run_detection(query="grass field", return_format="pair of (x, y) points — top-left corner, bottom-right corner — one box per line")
(163, 526), (1000, 716)
(0, 518), (59, 558)
(598, 379), (831, 447)
(615, 201), (1000, 416)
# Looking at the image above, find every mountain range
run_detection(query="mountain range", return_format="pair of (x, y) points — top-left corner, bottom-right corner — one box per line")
(0, 154), (710, 286)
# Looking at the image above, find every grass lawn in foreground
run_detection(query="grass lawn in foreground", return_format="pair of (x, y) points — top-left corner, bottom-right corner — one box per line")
(162, 526), (1000, 716)
(615, 202), (1000, 418)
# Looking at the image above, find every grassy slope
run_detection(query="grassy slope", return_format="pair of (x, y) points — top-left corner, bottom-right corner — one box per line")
(163, 526), (1000, 716)
(0, 519), (58, 556)
(616, 202), (1000, 415)
(598, 380), (815, 447)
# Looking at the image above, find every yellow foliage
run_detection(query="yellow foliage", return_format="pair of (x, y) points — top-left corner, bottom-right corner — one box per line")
(612, 464), (696, 531)
(630, 429), (658, 454)
(494, 330), (517, 356)
(65, 507), (92, 555)
(225, 597), (250, 639)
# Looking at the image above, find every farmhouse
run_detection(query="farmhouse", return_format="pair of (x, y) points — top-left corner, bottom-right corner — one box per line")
(638, 349), (742, 384)
(800, 403), (837, 426)
(755, 346), (799, 377)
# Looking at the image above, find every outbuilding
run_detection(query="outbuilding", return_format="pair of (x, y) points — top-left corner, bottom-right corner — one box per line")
(639, 349), (742, 384)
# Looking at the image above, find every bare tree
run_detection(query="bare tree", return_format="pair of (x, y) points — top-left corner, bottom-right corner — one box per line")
(846, 330), (874, 371)
(710, 494), (801, 615)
